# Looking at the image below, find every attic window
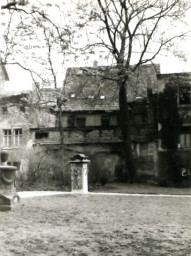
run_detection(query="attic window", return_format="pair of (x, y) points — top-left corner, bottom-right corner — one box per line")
(100, 95), (105, 100)
(35, 131), (49, 139)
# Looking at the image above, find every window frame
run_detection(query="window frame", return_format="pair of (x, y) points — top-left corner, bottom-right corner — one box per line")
(179, 84), (191, 105)
(35, 131), (49, 140)
(180, 126), (191, 148)
(3, 129), (12, 147)
(13, 128), (22, 146)
(76, 117), (86, 127)
(101, 115), (110, 127)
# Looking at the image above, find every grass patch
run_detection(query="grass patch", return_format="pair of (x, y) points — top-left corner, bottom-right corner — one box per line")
(0, 194), (191, 255)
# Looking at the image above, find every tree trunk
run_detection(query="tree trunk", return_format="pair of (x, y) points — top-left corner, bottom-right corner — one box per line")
(58, 108), (64, 148)
(118, 71), (136, 183)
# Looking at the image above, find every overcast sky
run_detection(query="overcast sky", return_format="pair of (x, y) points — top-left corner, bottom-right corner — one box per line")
(1, 0), (191, 92)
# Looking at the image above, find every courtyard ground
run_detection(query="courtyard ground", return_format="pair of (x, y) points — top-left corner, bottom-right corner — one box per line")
(19, 181), (191, 195)
(90, 182), (191, 195)
(1, 193), (191, 256)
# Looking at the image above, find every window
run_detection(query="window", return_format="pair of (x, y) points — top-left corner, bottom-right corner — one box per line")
(14, 129), (22, 146)
(76, 117), (86, 127)
(179, 85), (191, 105)
(101, 116), (110, 126)
(131, 104), (147, 125)
(180, 127), (191, 148)
(68, 115), (75, 127)
(3, 129), (11, 146)
(35, 131), (49, 139)
(2, 106), (8, 115)
(20, 106), (25, 113)
(133, 114), (145, 125)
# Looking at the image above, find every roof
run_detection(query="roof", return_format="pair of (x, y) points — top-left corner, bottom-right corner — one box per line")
(157, 72), (191, 78)
(57, 64), (160, 112)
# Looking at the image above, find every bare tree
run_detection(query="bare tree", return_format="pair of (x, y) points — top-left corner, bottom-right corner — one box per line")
(2, 1), (191, 182)
(89, 0), (191, 182)
(1, 1), (74, 147)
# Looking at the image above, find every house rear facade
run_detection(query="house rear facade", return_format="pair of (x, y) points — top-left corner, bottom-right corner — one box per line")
(1, 63), (191, 184)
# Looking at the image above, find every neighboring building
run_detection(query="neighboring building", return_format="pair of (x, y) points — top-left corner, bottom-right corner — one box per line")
(158, 72), (191, 178)
(0, 88), (57, 172)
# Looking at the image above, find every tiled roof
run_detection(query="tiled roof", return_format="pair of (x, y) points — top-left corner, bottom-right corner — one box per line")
(59, 64), (160, 111)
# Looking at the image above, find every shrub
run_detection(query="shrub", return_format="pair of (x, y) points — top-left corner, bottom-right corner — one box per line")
(15, 148), (71, 190)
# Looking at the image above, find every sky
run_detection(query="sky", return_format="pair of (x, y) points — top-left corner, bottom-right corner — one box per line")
(1, 0), (191, 93)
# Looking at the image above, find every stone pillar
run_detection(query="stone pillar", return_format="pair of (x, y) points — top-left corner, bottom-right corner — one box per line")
(0, 151), (20, 211)
(69, 154), (90, 194)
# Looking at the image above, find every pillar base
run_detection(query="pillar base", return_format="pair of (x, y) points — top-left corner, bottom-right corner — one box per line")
(0, 193), (20, 211)
(71, 189), (88, 194)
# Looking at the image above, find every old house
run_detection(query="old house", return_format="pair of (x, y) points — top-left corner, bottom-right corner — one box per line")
(4, 61), (191, 185)
(30, 65), (159, 183)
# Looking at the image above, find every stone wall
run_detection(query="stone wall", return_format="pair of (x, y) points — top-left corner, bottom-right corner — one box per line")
(133, 142), (158, 182)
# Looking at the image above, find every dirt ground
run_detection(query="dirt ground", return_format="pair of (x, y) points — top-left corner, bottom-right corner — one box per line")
(1, 194), (191, 256)
(91, 182), (191, 195)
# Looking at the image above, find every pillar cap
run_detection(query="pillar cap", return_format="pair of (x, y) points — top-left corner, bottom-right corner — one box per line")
(69, 154), (90, 163)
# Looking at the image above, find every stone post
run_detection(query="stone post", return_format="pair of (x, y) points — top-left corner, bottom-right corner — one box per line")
(69, 154), (90, 194)
(0, 151), (20, 211)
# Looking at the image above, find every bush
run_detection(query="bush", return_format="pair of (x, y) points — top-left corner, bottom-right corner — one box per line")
(15, 148), (71, 190)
